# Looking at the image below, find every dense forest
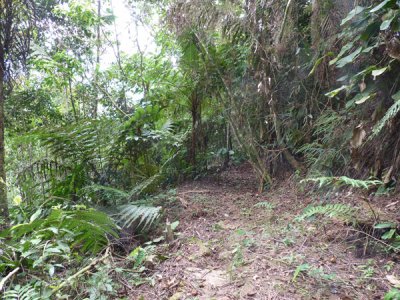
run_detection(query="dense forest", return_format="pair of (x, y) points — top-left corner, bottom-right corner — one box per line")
(0, 0), (400, 299)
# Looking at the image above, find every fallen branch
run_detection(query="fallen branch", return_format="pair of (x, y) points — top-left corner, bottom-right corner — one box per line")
(0, 267), (20, 291)
(50, 248), (110, 296)
(180, 190), (210, 194)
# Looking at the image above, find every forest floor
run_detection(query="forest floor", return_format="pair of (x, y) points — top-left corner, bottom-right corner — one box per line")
(129, 164), (399, 300)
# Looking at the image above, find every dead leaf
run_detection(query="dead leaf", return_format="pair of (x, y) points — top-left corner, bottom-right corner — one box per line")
(350, 124), (366, 149)
(383, 166), (394, 184)
(359, 81), (366, 92)
(386, 275), (400, 288)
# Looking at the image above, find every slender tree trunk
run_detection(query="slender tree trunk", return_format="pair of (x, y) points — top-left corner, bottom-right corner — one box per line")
(190, 91), (199, 167)
(69, 78), (78, 121)
(93, 0), (101, 118)
(0, 57), (9, 226)
(224, 122), (231, 168)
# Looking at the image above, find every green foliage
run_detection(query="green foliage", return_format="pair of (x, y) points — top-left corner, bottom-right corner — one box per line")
(374, 222), (400, 252)
(385, 289), (400, 300)
(295, 204), (355, 222)
(292, 263), (310, 282)
(2, 206), (117, 255)
(297, 110), (350, 175)
(371, 91), (400, 138)
(3, 284), (42, 300)
(118, 204), (162, 229)
(302, 176), (382, 190)
(254, 201), (275, 210)
(329, 0), (400, 139)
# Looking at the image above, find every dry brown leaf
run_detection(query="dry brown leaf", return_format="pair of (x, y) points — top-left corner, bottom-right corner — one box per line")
(386, 275), (400, 288)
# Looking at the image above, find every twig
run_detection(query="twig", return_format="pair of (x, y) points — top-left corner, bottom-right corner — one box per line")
(50, 248), (110, 296)
(0, 267), (20, 290)
(180, 190), (210, 194)
(360, 196), (379, 222)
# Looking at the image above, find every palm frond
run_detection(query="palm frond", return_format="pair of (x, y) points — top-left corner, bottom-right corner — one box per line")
(117, 204), (162, 230)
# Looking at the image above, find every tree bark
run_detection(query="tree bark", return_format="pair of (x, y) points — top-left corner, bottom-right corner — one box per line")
(190, 90), (200, 167)
(0, 55), (9, 226)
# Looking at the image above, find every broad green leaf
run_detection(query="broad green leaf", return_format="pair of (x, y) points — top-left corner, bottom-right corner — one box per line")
(30, 209), (42, 223)
(325, 85), (348, 98)
(370, 0), (392, 13)
(382, 229), (396, 240)
(374, 222), (396, 229)
(329, 42), (354, 65)
(341, 6), (365, 25)
(336, 47), (363, 68)
(372, 67), (388, 79)
(355, 93), (375, 105)
(381, 16), (395, 30)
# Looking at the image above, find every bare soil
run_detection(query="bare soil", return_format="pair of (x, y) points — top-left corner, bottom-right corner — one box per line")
(130, 163), (400, 300)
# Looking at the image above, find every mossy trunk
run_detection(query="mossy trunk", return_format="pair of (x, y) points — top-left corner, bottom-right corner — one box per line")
(0, 56), (9, 227)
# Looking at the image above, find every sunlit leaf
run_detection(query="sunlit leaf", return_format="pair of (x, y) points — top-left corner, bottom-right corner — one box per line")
(370, 0), (392, 13)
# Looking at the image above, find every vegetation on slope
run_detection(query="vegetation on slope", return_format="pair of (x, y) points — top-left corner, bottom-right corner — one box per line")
(0, 0), (399, 299)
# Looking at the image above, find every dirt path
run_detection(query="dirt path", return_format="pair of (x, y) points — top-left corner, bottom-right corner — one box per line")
(130, 164), (399, 300)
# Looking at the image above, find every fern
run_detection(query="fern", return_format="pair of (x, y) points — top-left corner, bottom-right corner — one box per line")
(302, 176), (382, 190)
(296, 203), (355, 222)
(254, 201), (275, 210)
(313, 110), (343, 144)
(2, 208), (118, 254)
(3, 284), (42, 300)
(370, 90), (400, 138)
(117, 204), (162, 229)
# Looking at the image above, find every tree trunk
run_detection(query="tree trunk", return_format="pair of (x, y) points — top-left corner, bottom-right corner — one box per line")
(93, 0), (101, 118)
(0, 57), (9, 226)
(190, 91), (200, 167)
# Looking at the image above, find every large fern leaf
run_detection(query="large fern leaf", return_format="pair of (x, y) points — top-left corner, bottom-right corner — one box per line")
(296, 204), (355, 222)
(3, 284), (41, 300)
(2, 208), (118, 254)
(370, 90), (400, 138)
(117, 204), (162, 230)
(302, 176), (382, 189)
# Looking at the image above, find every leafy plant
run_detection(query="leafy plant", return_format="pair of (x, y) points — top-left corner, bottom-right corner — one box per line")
(293, 263), (336, 282)
(296, 203), (355, 222)
(3, 284), (42, 300)
(374, 222), (400, 252)
(254, 201), (275, 210)
(292, 263), (310, 282)
(385, 288), (400, 300)
(117, 204), (162, 230)
(302, 176), (382, 190)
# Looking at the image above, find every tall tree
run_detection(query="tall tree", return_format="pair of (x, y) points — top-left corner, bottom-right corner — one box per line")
(0, 0), (36, 225)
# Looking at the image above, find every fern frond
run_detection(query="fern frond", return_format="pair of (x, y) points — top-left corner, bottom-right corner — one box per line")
(3, 284), (41, 300)
(370, 90), (400, 138)
(3, 208), (118, 254)
(254, 201), (275, 210)
(117, 204), (162, 229)
(301, 176), (382, 189)
(296, 203), (355, 222)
